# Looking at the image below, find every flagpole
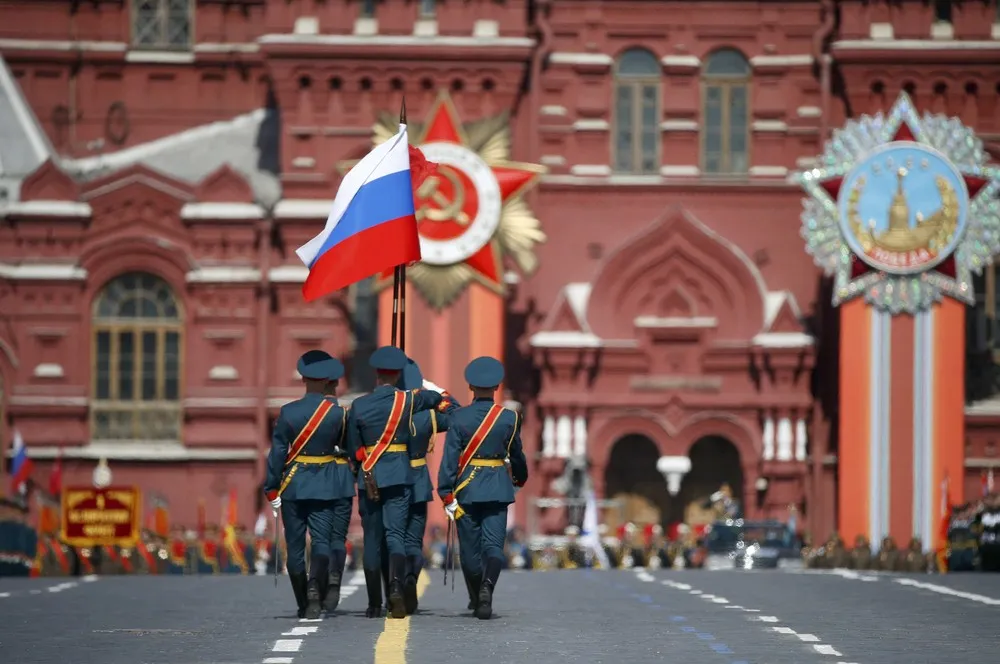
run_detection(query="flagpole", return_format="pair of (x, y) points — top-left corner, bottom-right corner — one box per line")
(393, 96), (409, 353)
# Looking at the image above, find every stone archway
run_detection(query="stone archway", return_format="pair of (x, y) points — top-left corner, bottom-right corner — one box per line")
(676, 435), (744, 527)
(604, 434), (672, 529)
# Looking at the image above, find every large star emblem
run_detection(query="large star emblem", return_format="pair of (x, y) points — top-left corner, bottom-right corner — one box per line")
(369, 91), (547, 309)
(795, 92), (1000, 314)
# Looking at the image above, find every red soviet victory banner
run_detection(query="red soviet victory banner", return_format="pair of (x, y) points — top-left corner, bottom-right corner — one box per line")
(60, 486), (142, 547)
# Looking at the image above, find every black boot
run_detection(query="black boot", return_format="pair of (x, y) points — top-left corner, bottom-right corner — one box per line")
(463, 570), (481, 612)
(403, 555), (419, 615)
(325, 550), (345, 612)
(288, 572), (310, 619)
(476, 558), (503, 621)
(380, 546), (392, 612)
(388, 554), (407, 619)
(363, 568), (383, 618)
(309, 555), (329, 618)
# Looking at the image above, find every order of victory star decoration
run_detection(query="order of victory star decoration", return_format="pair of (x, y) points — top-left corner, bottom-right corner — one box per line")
(795, 92), (1000, 315)
(370, 91), (547, 310)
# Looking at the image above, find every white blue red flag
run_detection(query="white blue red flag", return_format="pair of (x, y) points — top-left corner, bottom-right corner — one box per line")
(296, 124), (431, 302)
(10, 428), (33, 495)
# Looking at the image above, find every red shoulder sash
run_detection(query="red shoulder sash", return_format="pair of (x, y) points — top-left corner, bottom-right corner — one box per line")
(457, 404), (505, 477)
(285, 400), (335, 467)
(360, 390), (408, 473)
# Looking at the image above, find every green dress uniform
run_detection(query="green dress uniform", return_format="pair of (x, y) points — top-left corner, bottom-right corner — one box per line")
(264, 350), (352, 619)
(437, 356), (528, 620)
(347, 345), (444, 619)
(0, 501), (15, 576)
(397, 357), (461, 614)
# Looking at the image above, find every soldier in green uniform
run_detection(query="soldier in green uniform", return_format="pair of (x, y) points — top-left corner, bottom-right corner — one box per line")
(265, 350), (350, 619)
(0, 499), (15, 576)
(398, 357), (460, 614)
(438, 356), (528, 620)
(347, 346), (445, 619)
(16, 501), (35, 577)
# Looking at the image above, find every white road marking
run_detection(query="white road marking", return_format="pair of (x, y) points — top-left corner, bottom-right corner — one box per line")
(636, 571), (655, 582)
(29, 589), (41, 595)
(648, 570), (860, 664)
(47, 582), (78, 593)
(272, 639), (302, 652)
(263, 659), (294, 664)
(82, 575), (98, 582)
(814, 645), (843, 656)
(349, 571), (365, 585)
(298, 618), (322, 623)
(282, 626), (318, 636)
(0, 592), (10, 598)
(829, 569), (878, 582)
(893, 578), (1000, 606)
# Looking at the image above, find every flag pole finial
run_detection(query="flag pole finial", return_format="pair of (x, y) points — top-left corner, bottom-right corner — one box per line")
(399, 97), (407, 125)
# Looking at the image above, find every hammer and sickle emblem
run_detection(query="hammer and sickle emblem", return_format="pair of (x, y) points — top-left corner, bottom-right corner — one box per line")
(415, 167), (471, 226)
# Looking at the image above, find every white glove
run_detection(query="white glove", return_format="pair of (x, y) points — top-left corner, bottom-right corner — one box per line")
(270, 496), (282, 517)
(444, 501), (458, 521)
(422, 379), (445, 394)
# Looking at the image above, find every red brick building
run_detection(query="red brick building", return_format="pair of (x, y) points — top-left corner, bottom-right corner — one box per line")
(1, 0), (999, 541)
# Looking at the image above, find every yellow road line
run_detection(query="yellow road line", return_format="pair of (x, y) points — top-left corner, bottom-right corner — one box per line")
(373, 571), (430, 664)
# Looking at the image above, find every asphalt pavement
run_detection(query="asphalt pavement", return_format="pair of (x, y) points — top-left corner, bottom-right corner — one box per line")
(2, 567), (998, 664)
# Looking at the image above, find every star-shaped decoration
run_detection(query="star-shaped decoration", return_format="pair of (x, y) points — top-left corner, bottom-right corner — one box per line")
(795, 92), (1000, 314)
(369, 91), (547, 309)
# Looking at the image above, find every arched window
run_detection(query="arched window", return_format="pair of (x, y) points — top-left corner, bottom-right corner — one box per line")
(702, 48), (751, 175)
(92, 272), (182, 441)
(613, 48), (661, 174)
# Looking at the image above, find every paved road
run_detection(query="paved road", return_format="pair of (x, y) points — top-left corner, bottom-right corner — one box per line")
(2, 568), (998, 664)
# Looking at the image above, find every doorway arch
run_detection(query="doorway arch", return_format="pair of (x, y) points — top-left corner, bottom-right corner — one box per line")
(604, 434), (671, 528)
(676, 435), (744, 526)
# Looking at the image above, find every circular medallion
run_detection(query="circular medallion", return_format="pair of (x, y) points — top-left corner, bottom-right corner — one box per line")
(413, 141), (503, 266)
(837, 142), (970, 275)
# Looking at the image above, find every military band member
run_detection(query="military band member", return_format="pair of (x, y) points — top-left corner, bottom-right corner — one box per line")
(348, 346), (445, 619)
(398, 356), (460, 614)
(264, 350), (350, 619)
(437, 356), (528, 620)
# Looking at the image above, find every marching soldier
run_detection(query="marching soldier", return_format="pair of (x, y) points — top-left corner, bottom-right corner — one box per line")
(399, 357), (460, 614)
(264, 350), (350, 619)
(347, 346), (445, 619)
(318, 367), (356, 613)
(437, 356), (528, 620)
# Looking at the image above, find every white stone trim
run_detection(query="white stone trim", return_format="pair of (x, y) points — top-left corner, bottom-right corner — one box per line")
(660, 120), (699, 132)
(750, 55), (813, 67)
(185, 266), (261, 283)
(473, 20), (500, 39)
(548, 52), (613, 66)
(0, 201), (92, 217)
(752, 120), (788, 133)
(635, 315), (718, 328)
(661, 55), (700, 68)
(292, 156), (316, 169)
(540, 105), (567, 116)
(0, 54), (53, 164)
(0, 38), (127, 52)
(869, 23), (895, 40)
(749, 165), (789, 177)
(795, 156), (818, 169)
(569, 164), (612, 176)
(294, 16), (320, 35)
(180, 202), (265, 220)
(414, 19), (438, 37)
(573, 119), (609, 131)
(259, 33), (534, 49)
(125, 50), (196, 64)
(540, 155), (566, 167)
(993, 24), (1000, 40)
(10, 443), (259, 461)
(796, 106), (821, 118)
(659, 165), (700, 177)
(753, 332), (814, 348)
(208, 365), (239, 381)
(930, 22), (954, 41)
(269, 265), (309, 283)
(835, 39), (1000, 51)
(529, 331), (636, 349)
(193, 42), (260, 54)
(353, 18), (378, 36)
(273, 198), (329, 219)
(8, 395), (88, 406)
(0, 263), (87, 281)
(32, 363), (64, 378)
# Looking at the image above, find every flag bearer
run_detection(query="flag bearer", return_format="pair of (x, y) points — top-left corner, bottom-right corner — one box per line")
(437, 356), (528, 620)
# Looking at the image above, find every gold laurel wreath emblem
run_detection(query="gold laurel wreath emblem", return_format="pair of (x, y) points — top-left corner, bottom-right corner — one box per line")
(367, 104), (547, 310)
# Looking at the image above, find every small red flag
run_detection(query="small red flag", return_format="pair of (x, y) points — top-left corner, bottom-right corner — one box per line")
(408, 145), (438, 189)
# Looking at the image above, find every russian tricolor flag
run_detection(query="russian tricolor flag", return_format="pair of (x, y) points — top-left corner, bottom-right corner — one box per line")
(10, 428), (33, 495)
(296, 124), (424, 302)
